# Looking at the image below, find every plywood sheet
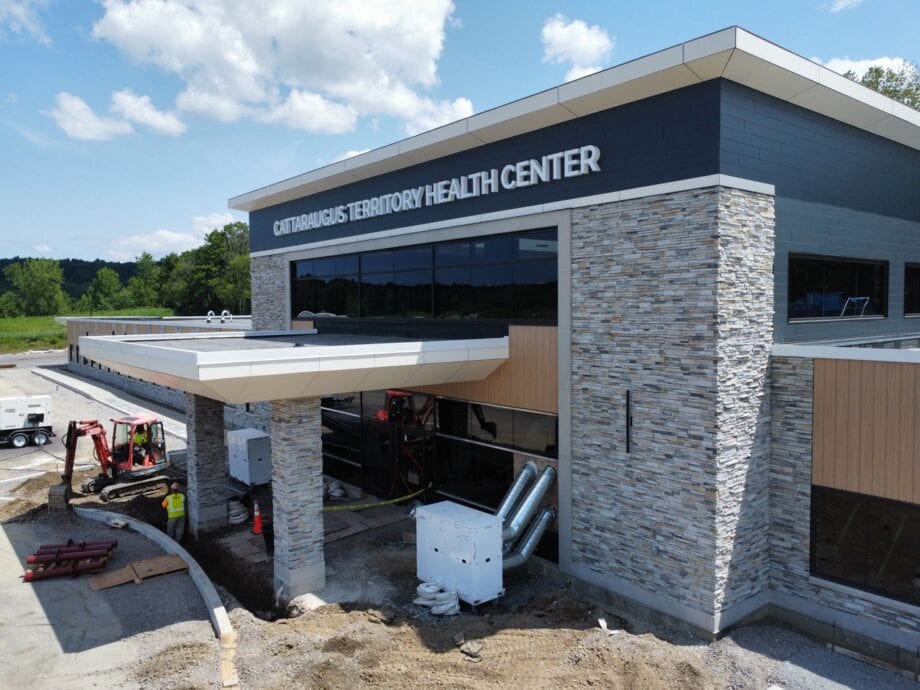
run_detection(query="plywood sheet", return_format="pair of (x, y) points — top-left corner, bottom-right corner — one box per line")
(89, 554), (187, 590)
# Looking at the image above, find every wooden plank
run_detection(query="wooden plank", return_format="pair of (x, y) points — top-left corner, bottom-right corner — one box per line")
(88, 554), (187, 591)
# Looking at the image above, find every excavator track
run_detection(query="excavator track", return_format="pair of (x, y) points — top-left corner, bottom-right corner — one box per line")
(99, 475), (169, 502)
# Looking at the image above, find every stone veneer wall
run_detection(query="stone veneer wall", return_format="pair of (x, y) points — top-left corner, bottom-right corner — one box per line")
(770, 356), (920, 649)
(251, 253), (288, 331)
(185, 393), (228, 534)
(569, 186), (774, 629)
(271, 397), (325, 600)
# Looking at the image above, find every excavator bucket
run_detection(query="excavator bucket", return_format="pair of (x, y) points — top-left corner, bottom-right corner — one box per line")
(47, 481), (72, 512)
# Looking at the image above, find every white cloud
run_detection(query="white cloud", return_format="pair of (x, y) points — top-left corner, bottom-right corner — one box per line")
(0, 0), (50, 45)
(33, 243), (51, 254)
(830, 0), (863, 12)
(51, 89), (184, 140)
(821, 56), (913, 78)
(111, 89), (185, 136)
(257, 90), (357, 134)
(542, 14), (613, 82)
(91, 0), (469, 135)
(50, 92), (134, 141)
(107, 229), (201, 261)
(192, 212), (240, 235)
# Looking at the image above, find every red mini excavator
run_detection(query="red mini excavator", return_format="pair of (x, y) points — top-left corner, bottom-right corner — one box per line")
(48, 414), (170, 509)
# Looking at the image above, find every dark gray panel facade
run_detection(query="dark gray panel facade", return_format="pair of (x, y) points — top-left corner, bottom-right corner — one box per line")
(718, 81), (920, 343)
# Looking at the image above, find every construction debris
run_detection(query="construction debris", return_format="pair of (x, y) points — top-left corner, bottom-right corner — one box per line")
(89, 554), (187, 590)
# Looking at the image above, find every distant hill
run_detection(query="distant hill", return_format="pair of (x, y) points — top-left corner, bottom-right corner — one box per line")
(0, 257), (137, 301)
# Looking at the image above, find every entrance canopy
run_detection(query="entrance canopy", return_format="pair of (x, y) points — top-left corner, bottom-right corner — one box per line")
(79, 330), (508, 404)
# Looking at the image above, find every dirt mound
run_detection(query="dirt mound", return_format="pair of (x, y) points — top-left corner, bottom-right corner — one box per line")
(237, 590), (723, 689)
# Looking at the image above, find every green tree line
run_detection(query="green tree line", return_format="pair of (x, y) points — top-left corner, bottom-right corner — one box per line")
(0, 222), (250, 317)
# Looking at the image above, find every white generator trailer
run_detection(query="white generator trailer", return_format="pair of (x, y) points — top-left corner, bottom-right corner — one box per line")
(0, 395), (53, 448)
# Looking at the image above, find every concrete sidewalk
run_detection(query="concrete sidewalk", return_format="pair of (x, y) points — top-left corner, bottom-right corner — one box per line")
(31, 366), (188, 443)
(0, 513), (215, 689)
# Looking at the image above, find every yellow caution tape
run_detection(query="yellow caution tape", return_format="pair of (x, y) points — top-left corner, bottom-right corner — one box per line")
(322, 483), (431, 512)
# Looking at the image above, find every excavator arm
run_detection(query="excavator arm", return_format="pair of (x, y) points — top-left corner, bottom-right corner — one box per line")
(49, 419), (109, 511)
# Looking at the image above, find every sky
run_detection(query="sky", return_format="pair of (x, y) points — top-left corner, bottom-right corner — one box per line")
(1, 0), (918, 262)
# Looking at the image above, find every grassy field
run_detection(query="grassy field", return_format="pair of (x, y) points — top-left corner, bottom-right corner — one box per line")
(0, 308), (172, 354)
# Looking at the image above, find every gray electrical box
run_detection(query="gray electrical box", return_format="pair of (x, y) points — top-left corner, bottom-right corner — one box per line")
(227, 429), (272, 486)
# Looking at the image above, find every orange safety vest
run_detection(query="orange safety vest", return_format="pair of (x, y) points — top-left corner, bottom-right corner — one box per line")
(162, 492), (186, 519)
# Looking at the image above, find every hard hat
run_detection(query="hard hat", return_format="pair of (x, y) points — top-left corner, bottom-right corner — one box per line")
(170, 482), (179, 491)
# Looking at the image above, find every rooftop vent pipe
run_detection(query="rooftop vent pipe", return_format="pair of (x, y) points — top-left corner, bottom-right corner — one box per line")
(503, 506), (555, 570)
(220, 309), (232, 323)
(502, 466), (556, 544)
(495, 461), (537, 525)
(206, 310), (215, 323)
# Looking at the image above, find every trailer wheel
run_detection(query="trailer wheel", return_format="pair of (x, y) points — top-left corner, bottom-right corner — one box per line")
(10, 433), (29, 449)
(33, 431), (49, 446)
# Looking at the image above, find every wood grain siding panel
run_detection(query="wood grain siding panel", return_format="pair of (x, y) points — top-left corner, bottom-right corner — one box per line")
(813, 358), (920, 504)
(414, 325), (557, 413)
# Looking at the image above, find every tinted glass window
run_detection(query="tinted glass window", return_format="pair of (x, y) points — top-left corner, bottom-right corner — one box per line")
(321, 409), (362, 465)
(514, 229), (558, 260)
(471, 264), (513, 319)
(437, 398), (469, 437)
(471, 235), (513, 264)
(313, 257), (338, 277)
(811, 487), (920, 605)
(905, 264), (920, 315)
(361, 251), (394, 274)
(435, 437), (513, 510)
(514, 258), (557, 320)
(292, 228), (557, 323)
(469, 403), (513, 447)
(514, 410), (558, 458)
(436, 241), (470, 266)
(394, 269), (432, 318)
(394, 246), (432, 271)
(789, 255), (887, 319)
(435, 266), (471, 319)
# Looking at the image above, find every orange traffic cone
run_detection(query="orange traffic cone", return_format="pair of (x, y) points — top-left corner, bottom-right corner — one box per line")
(252, 500), (263, 535)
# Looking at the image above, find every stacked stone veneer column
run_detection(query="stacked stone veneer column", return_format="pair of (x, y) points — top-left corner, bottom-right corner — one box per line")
(185, 393), (228, 536)
(770, 357), (920, 648)
(271, 397), (325, 601)
(569, 186), (774, 632)
(251, 254), (288, 331)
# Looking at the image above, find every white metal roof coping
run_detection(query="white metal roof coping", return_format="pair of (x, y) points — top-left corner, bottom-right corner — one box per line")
(228, 26), (920, 213)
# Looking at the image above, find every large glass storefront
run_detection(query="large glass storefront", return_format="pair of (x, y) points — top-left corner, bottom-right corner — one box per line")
(321, 390), (557, 511)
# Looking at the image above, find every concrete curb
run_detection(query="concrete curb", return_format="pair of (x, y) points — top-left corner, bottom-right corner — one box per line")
(73, 506), (235, 644)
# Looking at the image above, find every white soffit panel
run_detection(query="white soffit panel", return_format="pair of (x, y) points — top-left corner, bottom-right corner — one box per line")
(78, 334), (509, 404)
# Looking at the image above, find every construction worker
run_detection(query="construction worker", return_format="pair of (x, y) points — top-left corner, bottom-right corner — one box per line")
(162, 482), (186, 542)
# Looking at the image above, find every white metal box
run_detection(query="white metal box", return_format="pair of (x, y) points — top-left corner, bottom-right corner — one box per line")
(0, 395), (51, 431)
(416, 501), (504, 606)
(227, 428), (272, 485)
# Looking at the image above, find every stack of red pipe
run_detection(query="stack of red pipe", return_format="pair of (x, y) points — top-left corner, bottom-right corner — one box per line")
(22, 539), (117, 582)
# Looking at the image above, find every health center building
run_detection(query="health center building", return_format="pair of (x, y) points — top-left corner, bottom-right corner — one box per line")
(83, 27), (920, 663)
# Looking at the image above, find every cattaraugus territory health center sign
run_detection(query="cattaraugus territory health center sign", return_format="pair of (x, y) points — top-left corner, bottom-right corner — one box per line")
(272, 144), (602, 237)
